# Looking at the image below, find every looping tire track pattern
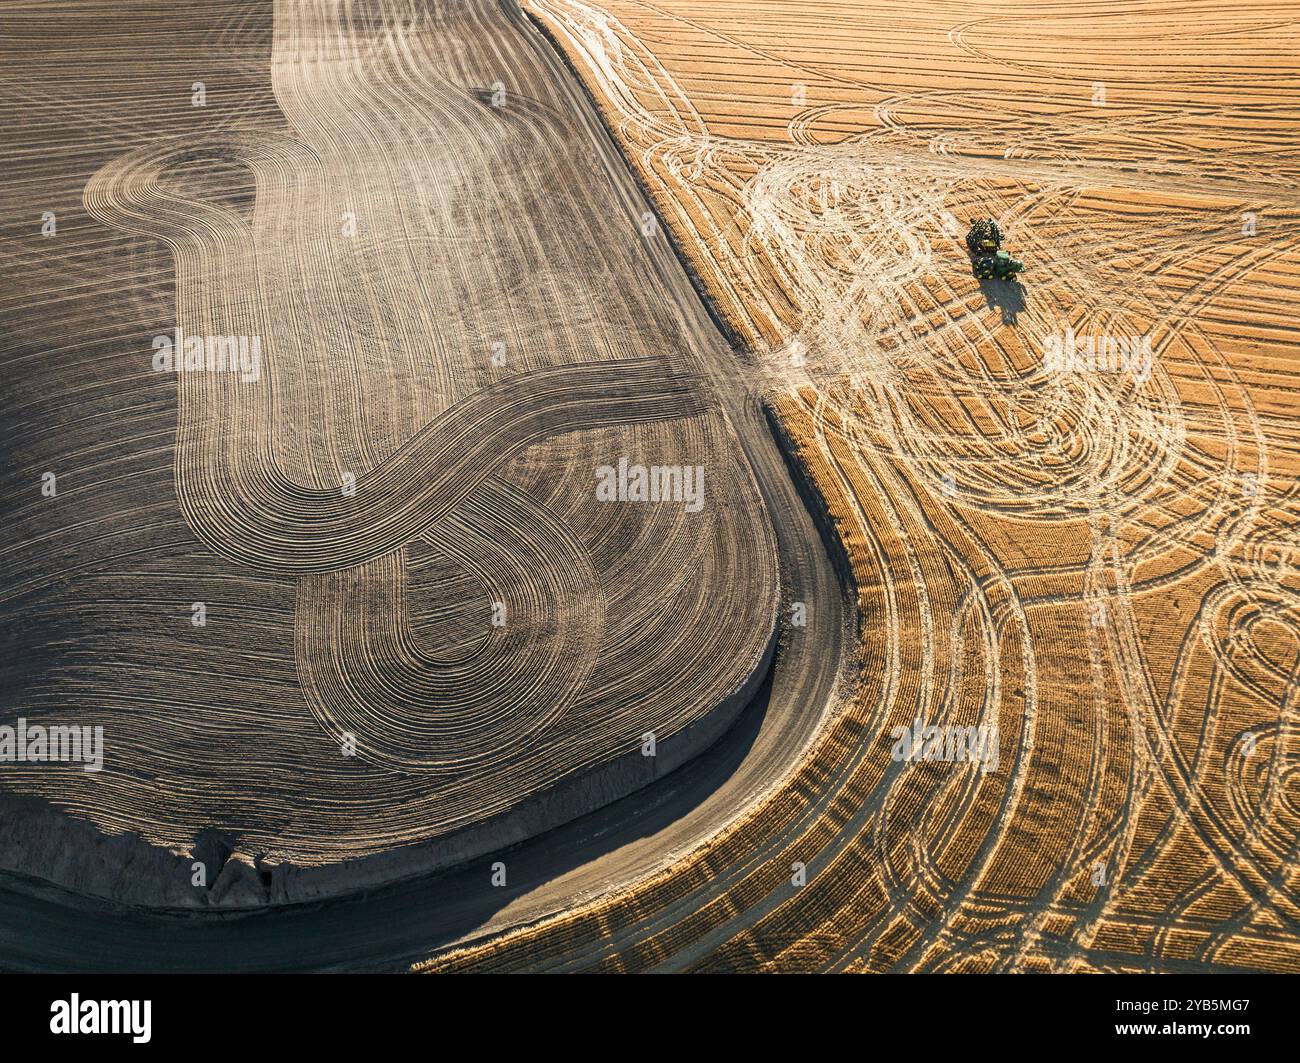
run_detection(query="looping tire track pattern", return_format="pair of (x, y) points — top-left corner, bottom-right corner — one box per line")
(421, 0), (1300, 971)
(0, 0), (779, 899)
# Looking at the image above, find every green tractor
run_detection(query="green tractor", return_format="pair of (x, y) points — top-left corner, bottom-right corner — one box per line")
(965, 218), (1024, 281)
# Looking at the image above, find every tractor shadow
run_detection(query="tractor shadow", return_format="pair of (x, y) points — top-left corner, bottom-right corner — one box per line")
(978, 277), (1028, 325)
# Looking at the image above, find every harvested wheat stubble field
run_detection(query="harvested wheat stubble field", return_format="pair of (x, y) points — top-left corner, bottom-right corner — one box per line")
(0, 0), (785, 911)
(1, 0), (1296, 977)
(421, 0), (1300, 972)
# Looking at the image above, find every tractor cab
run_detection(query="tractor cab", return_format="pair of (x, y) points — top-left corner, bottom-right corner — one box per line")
(965, 218), (1024, 281)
